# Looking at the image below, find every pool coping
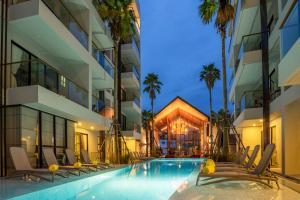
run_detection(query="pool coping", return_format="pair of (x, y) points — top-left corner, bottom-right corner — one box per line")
(0, 165), (129, 200)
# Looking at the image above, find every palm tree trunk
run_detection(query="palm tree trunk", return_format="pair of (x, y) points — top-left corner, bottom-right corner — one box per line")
(146, 126), (149, 157)
(113, 40), (121, 164)
(221, 32), (229, 157)
(209, 88), (213, 156)
(260, 0), (270, 154)
(151, 98), (154, 156)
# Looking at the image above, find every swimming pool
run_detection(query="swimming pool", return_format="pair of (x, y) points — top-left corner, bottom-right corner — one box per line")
(10, 159), (203, 200)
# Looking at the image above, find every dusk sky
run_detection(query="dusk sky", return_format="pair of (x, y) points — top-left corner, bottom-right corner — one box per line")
(140, 0), (233, 115)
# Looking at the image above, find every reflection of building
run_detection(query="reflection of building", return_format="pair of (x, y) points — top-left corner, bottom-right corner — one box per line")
(154, 97), (210, 157)
(0, 0), (141, 175)
(229, 0), (300, 180)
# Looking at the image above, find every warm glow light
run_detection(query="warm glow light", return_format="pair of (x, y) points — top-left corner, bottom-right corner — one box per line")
(259, 119), (263, 122)
(91, 126), (94, 130)
(78, 122), (82, 126)
(253, 124), (256, 127)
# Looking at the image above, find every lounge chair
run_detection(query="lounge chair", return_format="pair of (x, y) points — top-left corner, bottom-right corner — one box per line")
(42, 148), (81, 176)
(196, 144), (279, 189)
(80, 149), (114, 170)
(9, 147), (66, 182)
(216, 145), (260, 172)
(65, 149), (90, 173)
(216, 146), (250, 167)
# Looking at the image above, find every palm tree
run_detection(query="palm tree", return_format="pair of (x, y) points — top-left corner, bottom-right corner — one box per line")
(142, 109), (152, 157)
(143, 73), (163, 156)
(97, 0), (135, 163)
(200, 63), (220, 156)
(198, 0), (234, 155)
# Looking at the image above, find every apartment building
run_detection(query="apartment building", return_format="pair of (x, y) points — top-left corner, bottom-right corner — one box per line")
(229, 0), (300, 180)
(0, 0), (141, 175)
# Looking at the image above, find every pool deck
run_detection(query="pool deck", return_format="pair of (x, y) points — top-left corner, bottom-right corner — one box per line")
(170, 171), (300, 200)
(1, 164), (300, 200)
(0, 165), (127, 200)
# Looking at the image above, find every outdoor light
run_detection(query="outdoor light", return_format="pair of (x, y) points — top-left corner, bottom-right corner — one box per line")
(91, 126), (94, 130)
(253, 124), (256, 127)
(78, 122), (82, 126)
(259, 119), (263, 122)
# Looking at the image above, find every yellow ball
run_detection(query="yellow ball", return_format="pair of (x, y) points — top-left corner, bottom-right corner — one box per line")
(74, 162), (82, 168)
(48, 164), (59, 172)
(205, 159), (215, 167)
(92, 160), (98, 165)
(202, 165), (215, 174)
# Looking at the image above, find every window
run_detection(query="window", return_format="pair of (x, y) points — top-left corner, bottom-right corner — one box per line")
(281, 2), (300, 58)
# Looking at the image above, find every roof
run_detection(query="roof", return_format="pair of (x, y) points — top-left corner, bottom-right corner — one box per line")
(154, 97), (209, 130)
(155, 96), (209, 118)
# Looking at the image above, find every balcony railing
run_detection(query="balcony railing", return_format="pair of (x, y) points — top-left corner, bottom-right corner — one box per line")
(122, 121), (141, 133)
(92, 43), (114, 78)
(236, 90), (263, 117)
(92, 0), (112, 38)
(10, 59), (88, 108)
(281, 2), (299, 58)
(41, 0), (89, 49)
(234, 33), (262, 72)
(92, 95), (114, 119)
(122, 65), (140, 81)
(122, 96), (140, 108)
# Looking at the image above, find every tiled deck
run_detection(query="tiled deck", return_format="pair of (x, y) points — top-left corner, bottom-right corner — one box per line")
(170, 173), (300, 200)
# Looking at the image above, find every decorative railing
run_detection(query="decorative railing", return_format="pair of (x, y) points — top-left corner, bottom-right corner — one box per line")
(10, 59), (88, 108)
(92, 43), (114, 78)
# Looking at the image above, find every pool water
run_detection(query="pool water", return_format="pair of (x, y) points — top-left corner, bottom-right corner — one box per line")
(10, 159), (203, 200)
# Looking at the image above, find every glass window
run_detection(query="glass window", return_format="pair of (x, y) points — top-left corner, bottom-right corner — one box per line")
(20, 107), (39, 168)
(42, 113), (54, 146)
(55, 117), (65, 147)
(67, 121), (75, 151)
(11, 44), (30, 87)
(45, 66), (58, 93)
(281, 2), (300, 57)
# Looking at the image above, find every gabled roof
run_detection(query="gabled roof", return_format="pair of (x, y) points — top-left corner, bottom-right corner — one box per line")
(154, 96), (209, 123)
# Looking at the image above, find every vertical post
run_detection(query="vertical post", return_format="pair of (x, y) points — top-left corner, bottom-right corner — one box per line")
(53, 116), (56, 155)
(38, 111), (43, 168)
(260, 0), (270, 154)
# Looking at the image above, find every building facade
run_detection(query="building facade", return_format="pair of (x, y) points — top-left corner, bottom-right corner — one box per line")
(229, 0), (300, 180)
(0, 0), (141, 175)
(153, 97), (210, 157)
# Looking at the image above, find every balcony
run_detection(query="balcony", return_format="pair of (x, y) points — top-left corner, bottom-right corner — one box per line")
(121, 122), (141, 140)
(121, 65), (140, 88)
(9, 0), (90, 63)
(92, 43), (115, 78)
(92, 95), (114, 120)
(121, 96), (141, 120)
(230, 0), (260, 55)
(230, 33), (262, 99)
(9, 59), (88, 108)
(234, 90), (263, 127)
(91, 0), (114, 49)
(279, 2), (300, 86)
(121, 38), (140, 66)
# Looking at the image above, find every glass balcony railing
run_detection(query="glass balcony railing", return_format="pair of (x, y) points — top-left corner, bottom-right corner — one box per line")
(92, 43), (115, 78)
(122, 121), (141, 133)
(122, 96), (140, 108)
(281, 2), (300, 58)
(281, 0), (288, 10)
(234, 33), (262, 72)
(41, 0), (89, 49)
(92, 0), (112, 39)
(92, 95), (114, 119)
(236, 90), (263, 117)
(10, 59), (88, 108)
(122, 65), (140, 81)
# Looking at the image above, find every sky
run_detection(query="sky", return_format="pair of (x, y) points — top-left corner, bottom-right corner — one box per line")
(140, 0), (233, 115)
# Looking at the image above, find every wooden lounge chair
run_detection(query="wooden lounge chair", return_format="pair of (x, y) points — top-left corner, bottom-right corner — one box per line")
(65, 149), (90, 173)
(216, 146), (250, 167)
(196, 144), (279, 189)
(42, 148), (81, 176)
(80, 149), (114, 170)
(216, 145), (260, 172)
(9, 147), (66, 182)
